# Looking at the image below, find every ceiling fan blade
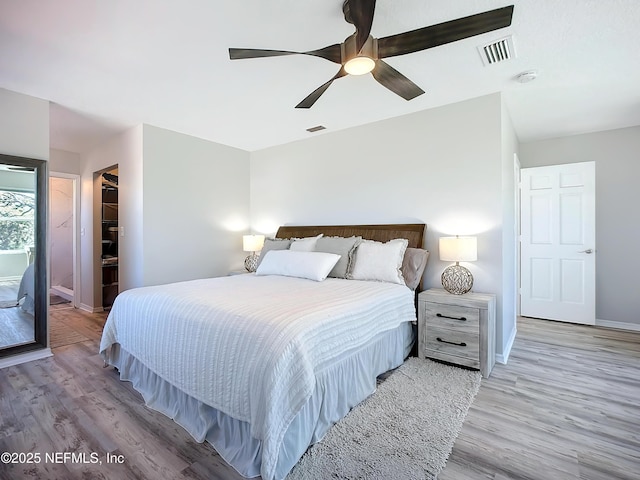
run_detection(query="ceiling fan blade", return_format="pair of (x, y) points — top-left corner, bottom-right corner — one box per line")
(378, 5), (514, 58)
(343, 0), (376, 53)
(296, 68), (347, 109)
(229, 44), (342, 64)
(371, 60), (425, 101)
(229, 48), (299, 59)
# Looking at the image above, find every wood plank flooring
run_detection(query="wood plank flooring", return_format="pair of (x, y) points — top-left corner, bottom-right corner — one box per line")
(1, 310), (639, 479)
(441, 317), (640, 480)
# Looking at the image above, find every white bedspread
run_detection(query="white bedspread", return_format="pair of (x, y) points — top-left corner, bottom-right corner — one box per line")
(99, 274), (415, 478)
(18, 263), (35, 315)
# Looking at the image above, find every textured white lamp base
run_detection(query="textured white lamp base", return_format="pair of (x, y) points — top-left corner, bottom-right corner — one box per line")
(441, 264), (474, 295)
(244, 253), (259, 272)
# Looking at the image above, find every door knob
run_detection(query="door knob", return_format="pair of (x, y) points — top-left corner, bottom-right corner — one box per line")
(579, 248), (594, 254)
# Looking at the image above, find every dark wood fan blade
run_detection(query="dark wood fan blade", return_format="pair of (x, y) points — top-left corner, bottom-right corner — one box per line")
(378, 5), (514, 58)
(295, 68), (347, 109)
(229, 48), (297, 60)
(371, 60), (425, 101)
(343, 0), (376, 53)
(309, 44), (343, 64)
(229, 44), (342, 64)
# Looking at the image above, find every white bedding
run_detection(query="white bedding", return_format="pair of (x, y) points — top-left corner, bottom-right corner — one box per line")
(18, 263), (35, 315)
(99, 274), (416, 479)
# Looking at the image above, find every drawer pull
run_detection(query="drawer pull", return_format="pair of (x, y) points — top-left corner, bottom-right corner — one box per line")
(436, 313), (467, 321)
(436, 337), (467, 347)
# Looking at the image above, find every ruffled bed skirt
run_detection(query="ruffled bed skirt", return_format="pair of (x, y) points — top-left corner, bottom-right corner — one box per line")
(103, 322), (413, 480)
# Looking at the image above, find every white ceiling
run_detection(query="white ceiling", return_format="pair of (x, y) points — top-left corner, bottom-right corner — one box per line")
(1, 0), (639, 153)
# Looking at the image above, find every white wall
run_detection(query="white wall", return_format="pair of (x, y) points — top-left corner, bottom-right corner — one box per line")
(79, 125), (251, 310)
(113, 127), (144, 294)
(251, 93), (516, 359)
(519, 126), (640, 329)
(50, 149), (82, 175)
(141, 125), (250, 286)
(83, 126), (143, 309)
(499, 100), (520, 361)
(0, 88), (49, 160)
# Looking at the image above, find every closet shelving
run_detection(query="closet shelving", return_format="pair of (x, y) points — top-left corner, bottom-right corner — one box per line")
(101, 171), (118, 309)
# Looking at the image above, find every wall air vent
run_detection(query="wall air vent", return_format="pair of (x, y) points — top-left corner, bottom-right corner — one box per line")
(478, 35), (516, 66)
(306, 125), (326, 133)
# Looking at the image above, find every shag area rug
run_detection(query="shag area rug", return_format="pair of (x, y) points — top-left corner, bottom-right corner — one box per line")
(286, 357), (482, 480)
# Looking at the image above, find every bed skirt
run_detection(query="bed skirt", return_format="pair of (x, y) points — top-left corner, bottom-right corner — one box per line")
(104, 322), (414, 480)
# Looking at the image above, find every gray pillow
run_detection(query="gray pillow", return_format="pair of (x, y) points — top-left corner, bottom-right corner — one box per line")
(401, 248), (430, 290)
(257, 238), (291, 266)
(315, 235), (362, 278)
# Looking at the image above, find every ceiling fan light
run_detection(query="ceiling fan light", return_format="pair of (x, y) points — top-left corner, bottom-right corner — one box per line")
(344, 56), (375, 75)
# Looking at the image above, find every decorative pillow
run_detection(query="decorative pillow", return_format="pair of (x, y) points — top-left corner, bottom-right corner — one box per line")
(289, 234), (323, 252)
(315, 235), (362, 278)
(255, 250), (341, 282)
(257, 238), (291, 266)
(401, 248), (430, 290)
(348, 238), (409, 285)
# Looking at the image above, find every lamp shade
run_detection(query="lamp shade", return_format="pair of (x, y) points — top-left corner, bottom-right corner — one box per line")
(242, 234), (265, 252)
(439, 236), (477, 262)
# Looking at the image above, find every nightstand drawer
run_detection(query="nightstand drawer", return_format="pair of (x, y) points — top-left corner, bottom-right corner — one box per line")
(425, 326), (479, 361)
(424, 303), (479, 330)
(425, 348), (480, 370)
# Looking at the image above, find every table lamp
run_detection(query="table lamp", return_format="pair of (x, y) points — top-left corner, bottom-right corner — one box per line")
(439, 236), (477, 295)
(243, 234), (265, 272)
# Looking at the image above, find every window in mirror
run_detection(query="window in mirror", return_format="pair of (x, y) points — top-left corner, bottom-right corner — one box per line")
(0, 154), (47, 356)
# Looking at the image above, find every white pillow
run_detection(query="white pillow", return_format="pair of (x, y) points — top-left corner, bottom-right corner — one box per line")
(255, 250), (340, 281)
(349, 238), (409, 285)
(289, 234), (323, 252)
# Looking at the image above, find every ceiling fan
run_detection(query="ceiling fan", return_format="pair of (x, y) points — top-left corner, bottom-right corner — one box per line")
(229, 1), (514, 109)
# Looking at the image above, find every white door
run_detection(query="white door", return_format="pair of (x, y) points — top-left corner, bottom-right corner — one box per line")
(520, 162), (595, 324)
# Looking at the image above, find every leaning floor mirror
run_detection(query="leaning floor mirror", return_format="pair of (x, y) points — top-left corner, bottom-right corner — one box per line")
(0, 153), (47, 357)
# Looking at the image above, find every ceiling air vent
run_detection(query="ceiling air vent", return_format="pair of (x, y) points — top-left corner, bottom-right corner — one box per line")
(478, 35), (516, 66)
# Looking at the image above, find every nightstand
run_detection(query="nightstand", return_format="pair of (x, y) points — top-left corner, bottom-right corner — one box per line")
(418, 288), (496, 378)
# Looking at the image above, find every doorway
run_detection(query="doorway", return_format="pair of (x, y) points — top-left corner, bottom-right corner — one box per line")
(49, 173), (80, 308)
(95, 166), (118, 310)
(520, 161), (596, 324)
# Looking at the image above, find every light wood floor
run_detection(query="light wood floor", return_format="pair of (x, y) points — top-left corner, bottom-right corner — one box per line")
(0, 277), (33, 348)
(0, 310), (638, 479)
(441, 317), (640, 480)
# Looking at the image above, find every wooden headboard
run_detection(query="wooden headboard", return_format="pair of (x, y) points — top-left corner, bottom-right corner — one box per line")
(275, 223), (426, 248)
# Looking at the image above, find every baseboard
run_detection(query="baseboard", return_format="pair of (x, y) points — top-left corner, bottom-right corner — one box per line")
(596, 319), (640, 332)
(79, 303), (104, 314)
(50, 285), (73, 301)
(496, 325), (517, 364)
(0, 348), (52, 369)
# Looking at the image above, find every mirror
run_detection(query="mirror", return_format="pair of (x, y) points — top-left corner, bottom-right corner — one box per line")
(0, 153), (47, 356)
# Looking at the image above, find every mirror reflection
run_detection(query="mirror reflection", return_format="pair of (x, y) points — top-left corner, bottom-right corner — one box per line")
(0, 161), (37, 350)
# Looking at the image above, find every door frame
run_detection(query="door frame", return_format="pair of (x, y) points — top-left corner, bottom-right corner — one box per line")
(50, 172), (80, 309)
(514, 153), (521, 318)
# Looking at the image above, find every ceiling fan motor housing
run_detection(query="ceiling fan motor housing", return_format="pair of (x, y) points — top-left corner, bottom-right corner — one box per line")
(341, 34), (378, 63)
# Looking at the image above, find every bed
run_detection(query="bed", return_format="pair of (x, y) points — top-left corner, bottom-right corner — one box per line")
(99, 223), (427, 480)
(17, 262), (35, 315)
